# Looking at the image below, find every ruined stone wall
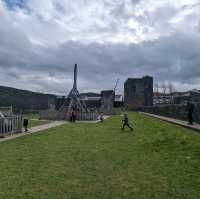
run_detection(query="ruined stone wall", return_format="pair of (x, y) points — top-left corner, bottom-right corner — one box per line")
(141, 103), (200, 124)
(124, 76), (153, 109)
(39, 110), (98, 121)
(101, 90), (115, 115)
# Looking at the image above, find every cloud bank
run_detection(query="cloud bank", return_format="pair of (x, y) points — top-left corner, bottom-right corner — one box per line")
(0, 0), (200, 94)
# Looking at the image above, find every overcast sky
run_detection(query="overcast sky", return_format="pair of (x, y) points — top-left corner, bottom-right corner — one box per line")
(0, 0), (200, 95)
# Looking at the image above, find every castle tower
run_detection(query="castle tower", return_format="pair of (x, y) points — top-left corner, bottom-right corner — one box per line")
(124, 76), (153, 109)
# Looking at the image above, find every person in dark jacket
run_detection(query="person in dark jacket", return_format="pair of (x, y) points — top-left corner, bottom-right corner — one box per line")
(121, 114), (133, 131)
(187, 102), (195, 125)
(23, 118), (29, 132)
(71, 111), (76, 122)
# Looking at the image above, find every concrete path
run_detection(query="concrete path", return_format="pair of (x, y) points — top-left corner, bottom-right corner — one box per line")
(141, 112), (200, 133)
(30, 118), (49, 121)
(0, 121), (67, 143)
(0, 116), (112, 143)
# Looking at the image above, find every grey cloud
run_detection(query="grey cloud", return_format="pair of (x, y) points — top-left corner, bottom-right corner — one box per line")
(1, 30), (200, 94)
(0, 0), (200, 94)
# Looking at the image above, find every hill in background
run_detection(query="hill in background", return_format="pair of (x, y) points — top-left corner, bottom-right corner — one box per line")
(0, 85), (56, 113)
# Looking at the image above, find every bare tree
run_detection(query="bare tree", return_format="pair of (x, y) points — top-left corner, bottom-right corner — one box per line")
(168, 82), (175, 104)
(161, 82), (167, 94)
(168, 82), (173, 94)
(154, 83), (160, 105)
(161, 82), (167, 104)
(154, 83), (159, 93)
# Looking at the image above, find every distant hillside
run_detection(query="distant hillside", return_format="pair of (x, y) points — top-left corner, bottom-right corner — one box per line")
(0, 85), (56, 112)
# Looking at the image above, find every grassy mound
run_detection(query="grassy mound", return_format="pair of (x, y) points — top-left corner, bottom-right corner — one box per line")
(0, 113), (199, 199)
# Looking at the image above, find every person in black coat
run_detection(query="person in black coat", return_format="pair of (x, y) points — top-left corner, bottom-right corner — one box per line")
(23, 118), (29, 132)
(70, 111), (76, 122)
(187, 102), (195, 125)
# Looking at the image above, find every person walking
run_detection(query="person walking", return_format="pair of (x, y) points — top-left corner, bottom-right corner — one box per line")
(23, 117), (29, 132)
(71, 111), (76, 122)
(187, 102), (195, 125)
(121, 114), (133, 131)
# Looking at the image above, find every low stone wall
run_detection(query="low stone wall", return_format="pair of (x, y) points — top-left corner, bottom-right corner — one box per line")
(40, 110), (66, 120)
(141, 103), (200, 124)
(40, 110), (98, 121)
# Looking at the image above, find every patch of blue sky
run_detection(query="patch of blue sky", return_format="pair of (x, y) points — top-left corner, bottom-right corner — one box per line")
(3, 0), (26, 9)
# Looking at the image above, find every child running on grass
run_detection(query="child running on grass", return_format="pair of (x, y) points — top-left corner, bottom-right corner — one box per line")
(121, 114), (133, 131)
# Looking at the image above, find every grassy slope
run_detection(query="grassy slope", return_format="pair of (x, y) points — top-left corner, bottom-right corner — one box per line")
(29, 119), (50, 127)
(0, 113), (199, 199)
(23, 113), (39, 120)
(22, 114), (50, 127)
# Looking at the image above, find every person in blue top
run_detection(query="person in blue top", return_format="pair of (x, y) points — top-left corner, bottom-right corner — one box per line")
(121, 114), (133, 131)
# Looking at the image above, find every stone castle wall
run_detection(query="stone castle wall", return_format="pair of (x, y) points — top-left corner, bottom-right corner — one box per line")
(101, 90), (115, 115)
(124, 76), (153, 109)
(141, 103), (200, 124)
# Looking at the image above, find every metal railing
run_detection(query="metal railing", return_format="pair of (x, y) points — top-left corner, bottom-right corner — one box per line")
(0, 116), (22, 135)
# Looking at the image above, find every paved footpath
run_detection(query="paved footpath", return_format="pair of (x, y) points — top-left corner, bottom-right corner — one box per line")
(141, 112), (200, 133)
(0, 116), (112, 143)
(0, 121), (68, 143)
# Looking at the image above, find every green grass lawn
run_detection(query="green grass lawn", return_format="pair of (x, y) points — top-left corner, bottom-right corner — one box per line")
(22, 113), (50, 127)
(23, 113), (39, 119)
(0, 112), (199, 199)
